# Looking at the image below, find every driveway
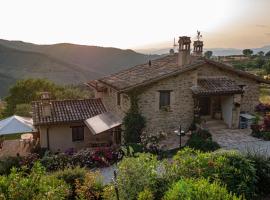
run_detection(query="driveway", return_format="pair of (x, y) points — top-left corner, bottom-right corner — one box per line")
(211, 128), (270, 156)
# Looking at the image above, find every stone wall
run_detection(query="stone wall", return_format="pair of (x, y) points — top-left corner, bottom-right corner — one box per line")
(136, 70), (196, 134)
(96, 88), (130, 119)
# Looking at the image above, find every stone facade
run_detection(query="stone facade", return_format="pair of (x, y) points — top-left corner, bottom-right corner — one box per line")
(98, 63), (260, 135)
(96, 88), (130, 119)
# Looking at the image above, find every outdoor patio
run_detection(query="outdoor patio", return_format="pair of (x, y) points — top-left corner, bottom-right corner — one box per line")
(211, 128), (270, 156)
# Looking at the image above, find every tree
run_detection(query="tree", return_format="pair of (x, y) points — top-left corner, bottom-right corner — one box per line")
(14, 104), (32, 117)
(2, 78), (93, 117)
(266, 51), (270, 57)
(242, 49), (253, 56)
(257, 51), (265, 57)
(256, 57), (266, 68)
(123, 93), (145, 143)
(204, 51), (213, 59)
(263, 61), (270, 74)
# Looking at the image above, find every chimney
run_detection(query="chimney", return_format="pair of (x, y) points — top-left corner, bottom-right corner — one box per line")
(193, 40), (203, 57)
(178, 36), (191, 66)
(40, 92), (52, 117)
(169, 49), (174, 55)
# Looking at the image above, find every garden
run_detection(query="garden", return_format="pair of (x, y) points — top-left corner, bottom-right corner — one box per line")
(251, 103), (270, 140)
(0, 147), (270, 200)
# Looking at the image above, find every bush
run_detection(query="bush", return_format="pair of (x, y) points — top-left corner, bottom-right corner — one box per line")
(75, 171), (104, 200)
(0, 156), (21, 175)
(40, 153), (71, 171)
(114, 153), (162, 200)
(186, 131), (220, 152)
(246, 152), (270, 196)
(137, 188), (154, 200)
(171, 148), (257, 199)
(262, 132), (270, 140)
(0, 162), (69, 199)
(163, 178), (242, 200)
(196, 129), (212, 139)
(52, 167), (87, 199)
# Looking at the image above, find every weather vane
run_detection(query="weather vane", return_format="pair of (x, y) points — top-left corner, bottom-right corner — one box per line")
(196, 30), (202, 41)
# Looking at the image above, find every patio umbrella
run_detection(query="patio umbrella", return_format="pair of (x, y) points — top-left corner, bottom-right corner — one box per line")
(0, 115), (36, 136)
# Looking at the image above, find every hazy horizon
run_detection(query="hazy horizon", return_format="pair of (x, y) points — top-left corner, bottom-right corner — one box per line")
(1, 0), (270, 49)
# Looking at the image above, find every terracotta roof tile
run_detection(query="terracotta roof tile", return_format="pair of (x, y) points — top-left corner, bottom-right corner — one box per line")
(93, 54), (270, 91)
(32, 99), (107, 126)
(191, 77), (243, 96)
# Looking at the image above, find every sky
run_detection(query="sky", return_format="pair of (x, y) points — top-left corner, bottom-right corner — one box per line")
(0, 0), (270, 49)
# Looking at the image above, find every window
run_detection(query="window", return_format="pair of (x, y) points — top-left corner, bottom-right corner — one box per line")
(117, 92), (121, 106)
(72, 126), (84, 142)
(159, 90), (171, 109)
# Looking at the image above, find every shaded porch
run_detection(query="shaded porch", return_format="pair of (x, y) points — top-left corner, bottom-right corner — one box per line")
(191, 77), (244, 128)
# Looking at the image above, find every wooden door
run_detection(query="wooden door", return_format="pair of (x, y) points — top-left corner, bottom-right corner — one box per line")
(199, 97), (211, 116)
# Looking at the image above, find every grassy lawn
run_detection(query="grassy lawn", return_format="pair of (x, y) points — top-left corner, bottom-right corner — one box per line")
(260, 85), (270, 104)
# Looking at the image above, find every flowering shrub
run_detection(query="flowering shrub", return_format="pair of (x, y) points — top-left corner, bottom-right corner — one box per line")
(71, 148), (94, 168)
(255, 103), (270, 113)
(262, 115), (270, 131)
(19, 153), (39, 168)
(41, 153), (71, 171)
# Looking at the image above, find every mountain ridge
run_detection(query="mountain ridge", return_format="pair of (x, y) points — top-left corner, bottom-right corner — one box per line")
(0, 39), (160, 97)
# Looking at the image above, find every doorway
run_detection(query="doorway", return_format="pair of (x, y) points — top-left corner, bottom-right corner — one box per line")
(198, 97), (211, 116)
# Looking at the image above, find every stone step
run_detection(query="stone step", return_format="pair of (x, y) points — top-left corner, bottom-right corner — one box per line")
(205, 120), (228, 130)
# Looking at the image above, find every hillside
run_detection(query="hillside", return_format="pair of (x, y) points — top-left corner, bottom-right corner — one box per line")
(0, 39), (159, 97)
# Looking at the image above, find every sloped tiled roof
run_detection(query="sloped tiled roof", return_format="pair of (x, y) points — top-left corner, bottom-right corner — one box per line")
(94, 54), (270, 92)
(97, 54), (205, 91)
(32, 99), (107, 126)
(191, 77), (243, 96)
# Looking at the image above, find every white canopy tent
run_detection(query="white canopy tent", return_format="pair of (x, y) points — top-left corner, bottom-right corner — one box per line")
(0, 115), (36, 136)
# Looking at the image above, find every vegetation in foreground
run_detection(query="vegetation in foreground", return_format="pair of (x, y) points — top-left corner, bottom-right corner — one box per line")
(0, 147), (268, 200)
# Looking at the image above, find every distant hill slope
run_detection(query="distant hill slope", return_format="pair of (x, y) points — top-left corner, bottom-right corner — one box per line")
(0, 39), (159, 97)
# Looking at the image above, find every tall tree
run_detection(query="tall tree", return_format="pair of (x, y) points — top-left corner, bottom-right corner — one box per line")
(242, 49), (253, 56)
(123, 93), (145, 143)
(263, 61), (270, 74)
(257, 51), (265, 57)
(2, 78), (92, 117)
(204, 51), (213, 59)
(266, 51), (270, 57)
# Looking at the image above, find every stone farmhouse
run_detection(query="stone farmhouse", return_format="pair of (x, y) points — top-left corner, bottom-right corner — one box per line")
(88, 36), (270, 135)
(32, 35), (270, 152)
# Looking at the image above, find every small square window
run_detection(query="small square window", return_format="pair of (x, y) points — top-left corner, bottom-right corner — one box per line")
(72, 126), (84, 142)
(159, 91), (171, 109)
